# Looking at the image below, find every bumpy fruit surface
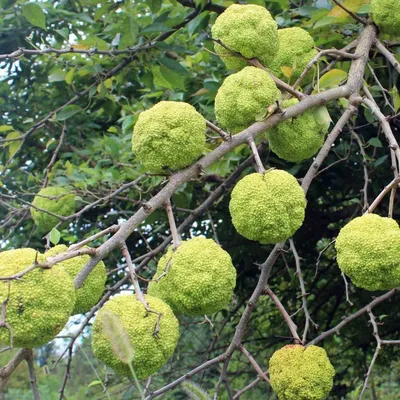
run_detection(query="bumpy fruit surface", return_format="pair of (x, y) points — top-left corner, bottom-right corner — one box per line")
(268, 99), (327, 162)
(45, 245), (107, 315)
(148, 237), (236, 316)
(214, 66), (280, 134)
(370, 0), (400, 37)
(336, 214), (400, 291)
(269, 344), (335, 400)
(268, 27), (317, 81)
(92, 295), (179, 379)
(0, 248), (76, 348)
(211, 4), (279, 70)
(229, 170), (306, 244)
(132, 101), (205, 172)
(31, 186), (76, 233)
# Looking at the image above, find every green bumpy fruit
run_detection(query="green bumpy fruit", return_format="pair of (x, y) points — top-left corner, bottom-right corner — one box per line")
(267, 99), (327, 162)
(229, 170), (306, 244)
(132, 101), (206, 172)
(31, 186), (76, 233)
(370, 0), (400, 38)
(211, 4), (279, 70)
(45, 245), (107, 315)
(214, 67), (280, 134)
(268, 27), (317, 81)
(335, 214), (400, 291)
(0, 248), (76, 348)
(148, 237), (236, 316)
(92, 295), (179, 379)
(269, 345), (335, 400)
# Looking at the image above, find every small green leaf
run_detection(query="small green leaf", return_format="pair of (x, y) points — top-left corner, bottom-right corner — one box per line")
(22, 3), (46, 30)
(374, 154), (388, 167)
(313, 106), (332, 130)
(392, 86), (400, 112)
(56, 105), (82, 121)
(48, 69), (66, 83)
(87, 380), (102, 388)
(368, 137), (383, 148)
(49, 227), (61, 245)
(146, 0), (162, 13)
(65, 68), (75, 85)
(55, 28), (69, 40)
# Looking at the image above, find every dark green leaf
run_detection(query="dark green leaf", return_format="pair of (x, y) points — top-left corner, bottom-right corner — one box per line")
(56, 105), (82, 121)
(146, 0), (162, 13)
(22, 3), (46, 30)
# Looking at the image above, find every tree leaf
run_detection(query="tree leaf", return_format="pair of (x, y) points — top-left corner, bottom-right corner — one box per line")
(313, 106), (332, 130)
(328, 0), (368, 18)
(49, 227), (61, 245)
(392, 86), (400, 112)
(146, 0), (162, 13)
(318, 69), (348, 89)
(368, 138), (383, 148)
(48, 69), (66, 83)
(56, 105), (82, 121)
(87, 380), (102, 388)
(5, 131), (22, 160)
(22, 3), (46, 30)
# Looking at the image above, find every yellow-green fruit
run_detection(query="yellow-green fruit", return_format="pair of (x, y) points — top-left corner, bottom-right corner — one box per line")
(211, 4), (279, 70)
(268, 27), (317, 81)
(92, 295), (179, 379)
(335, 214), (400, 291)
(0, 248), (76, 348)
(148, 238), (236, 316)
(229, 170), (306, 244)
(132, 101), (206, 172)
(269, 345), (335, 400)
(267, 99), (327, 162)
(31, 186), (76, 233)
(45, 245), (107, 315)
(370, 0), (400, 37)
(214, 66), (280, 134)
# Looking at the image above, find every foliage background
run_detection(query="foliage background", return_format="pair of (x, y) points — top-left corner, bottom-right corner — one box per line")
(0, 0), (400, 398)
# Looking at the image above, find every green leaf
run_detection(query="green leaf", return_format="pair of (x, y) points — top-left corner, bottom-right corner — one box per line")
(0, 125), (14, 132)
(152, 65), (185, 90)
(368, 138), (383, 148)
(65, 68), (75, 85)
(392, 86), (400, 112)
(313, 106), (332, 130)
(56, 105), (82, 121)
(5, 131), (22, 160)
(49, 227), (61, 245)
(146, 0), (162, 13)
(48, 69), (66, 83)
(318, 69), (348, 90)
(55, 28), (69, 40)
(314, 16), (337, 29)
(119, 15), (139, 49)
(374, 154), (388, 167)
(22, 3), (46, 30)
(87, 380), (102, 388)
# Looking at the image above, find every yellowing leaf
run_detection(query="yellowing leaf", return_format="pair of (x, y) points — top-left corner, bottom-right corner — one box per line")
(318, 69), (348, 89)
(328, 0), (369, 18)
(280, 66), (293, 79)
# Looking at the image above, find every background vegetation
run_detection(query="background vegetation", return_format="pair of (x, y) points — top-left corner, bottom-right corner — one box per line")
(0, 0), (399, 398)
